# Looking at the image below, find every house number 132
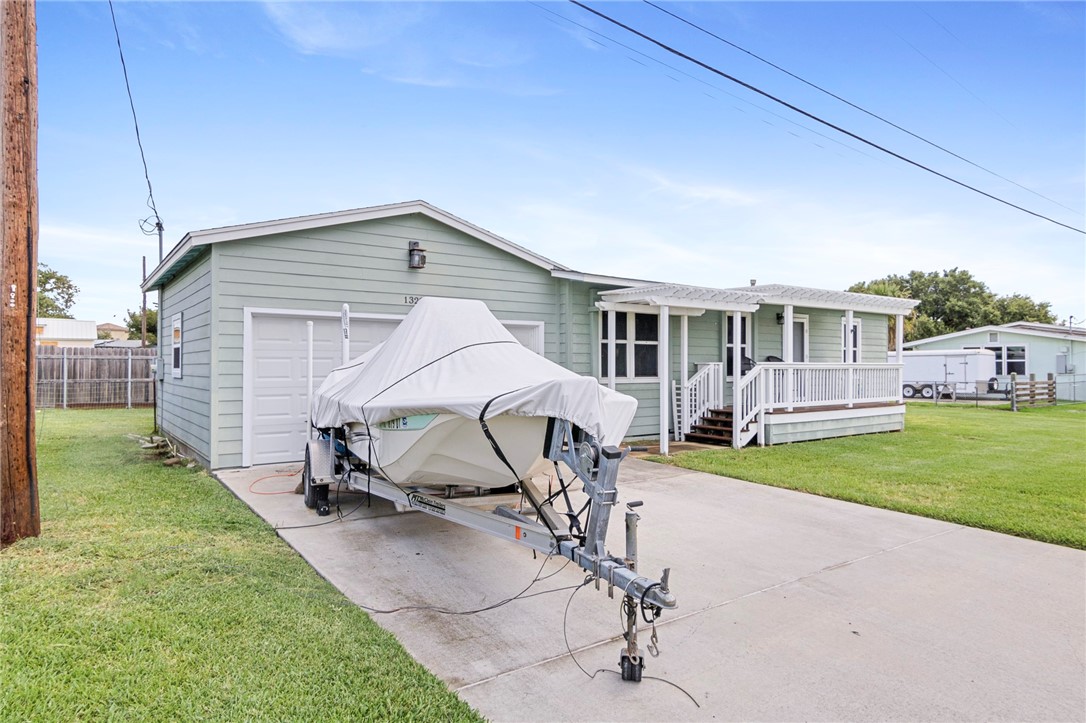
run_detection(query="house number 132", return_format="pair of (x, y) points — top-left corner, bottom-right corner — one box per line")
(404, 296), (421, 305)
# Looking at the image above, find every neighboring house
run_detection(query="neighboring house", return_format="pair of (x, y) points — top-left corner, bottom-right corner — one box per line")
(35, 318), (97, 348)
(94, 339), (147, 349)
(97, 322), (128, 341)
(141, 200), (919, 469)
(905, 321), (1086, 401)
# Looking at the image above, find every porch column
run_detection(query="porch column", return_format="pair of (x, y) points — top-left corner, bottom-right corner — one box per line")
(731, 310), (742, 449)
(782, 305), (794, 362)
(607, 309), (616, 391)
(845, 309), (855, 408)
(845, 309), (855, 362)
(894, 313), (904, 403)
(680, 315), (689, 439)
(894, 314), (904, 363)
(783, 304), (794, 411)
(658, 305), (670, 455)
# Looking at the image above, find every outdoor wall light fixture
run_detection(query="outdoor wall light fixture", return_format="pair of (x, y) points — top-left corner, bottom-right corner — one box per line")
(408, 241), (426, 269)
(776, 312), (785, 325)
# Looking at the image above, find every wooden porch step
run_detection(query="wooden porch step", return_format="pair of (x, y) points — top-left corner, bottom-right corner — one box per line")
(684, 431), (732, 446)
(691, 420), (730, 433)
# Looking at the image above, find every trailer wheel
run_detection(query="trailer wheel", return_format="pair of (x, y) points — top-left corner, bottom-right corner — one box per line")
(987, 377), (999, 393)
(902, 385), (916, 398)
(620, 652), (643, 682)
(303, 447), (317, 510)
(920, 385), (935, 399)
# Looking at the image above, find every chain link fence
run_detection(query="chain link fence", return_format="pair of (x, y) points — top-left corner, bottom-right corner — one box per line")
(35, 346), (156, 409)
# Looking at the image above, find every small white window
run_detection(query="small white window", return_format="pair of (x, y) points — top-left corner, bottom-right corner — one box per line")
(988, 332), (999, 343)
(600, 311), (658, 380)
(171, 313), (183, 378)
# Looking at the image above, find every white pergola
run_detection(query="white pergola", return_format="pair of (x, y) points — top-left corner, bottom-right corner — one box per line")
(597, 282), (919, 454)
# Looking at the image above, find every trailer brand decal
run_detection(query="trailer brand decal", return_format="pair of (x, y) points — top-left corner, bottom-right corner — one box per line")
(409, 493), (446, 516)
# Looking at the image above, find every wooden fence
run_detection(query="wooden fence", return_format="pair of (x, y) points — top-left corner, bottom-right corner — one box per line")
(35, 346), (156, 409)
(1010, 372), (1057, 410)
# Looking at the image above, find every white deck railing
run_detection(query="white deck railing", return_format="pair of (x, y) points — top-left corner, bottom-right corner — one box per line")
(761, 363), (903, 411)
(675, 362), (903, 448)
(735, 363), (902, 448)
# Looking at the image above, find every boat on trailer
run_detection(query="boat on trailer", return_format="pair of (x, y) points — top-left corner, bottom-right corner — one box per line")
(304, 297), (677, 681)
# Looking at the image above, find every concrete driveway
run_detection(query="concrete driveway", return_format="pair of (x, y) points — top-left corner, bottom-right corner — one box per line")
(216, 458), (1085, 721)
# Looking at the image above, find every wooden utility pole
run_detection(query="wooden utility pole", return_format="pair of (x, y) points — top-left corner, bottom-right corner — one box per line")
(0, 0), (39, 548)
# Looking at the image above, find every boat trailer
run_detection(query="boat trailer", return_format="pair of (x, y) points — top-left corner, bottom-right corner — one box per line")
(303, 417), (677, 682)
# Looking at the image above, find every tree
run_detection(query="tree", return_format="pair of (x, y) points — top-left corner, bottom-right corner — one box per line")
(126, 307), (157, 345)
(37, 263), (78, 318)
(849, 268), (1056, 344)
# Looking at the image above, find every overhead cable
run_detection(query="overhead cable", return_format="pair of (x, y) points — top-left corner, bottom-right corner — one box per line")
(529, 2), (867, 159)
(108, 0), (163, 236)
(568, 0), (1084, 235)
(643, 0), (1076, 214)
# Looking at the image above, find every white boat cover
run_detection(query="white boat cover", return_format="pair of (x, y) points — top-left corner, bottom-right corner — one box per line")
(311, 297), (637, 444)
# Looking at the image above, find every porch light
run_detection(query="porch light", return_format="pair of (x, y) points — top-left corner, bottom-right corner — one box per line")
(408, 241), (426, 269)
(776, 312), (785, 325)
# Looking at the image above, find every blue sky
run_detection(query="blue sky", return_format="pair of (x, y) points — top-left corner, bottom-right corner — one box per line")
(39, 1), (1085, 326)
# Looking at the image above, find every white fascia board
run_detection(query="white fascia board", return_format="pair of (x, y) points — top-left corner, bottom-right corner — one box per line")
(760, 296), (917, 315)
(906, 326), (1085, 348)
(648, 296), (760, 313)
(595, 301), (706, 316)
(144, 200), (569, 291)
(551, 270), (659, 287)
(142, 234), (196, 290)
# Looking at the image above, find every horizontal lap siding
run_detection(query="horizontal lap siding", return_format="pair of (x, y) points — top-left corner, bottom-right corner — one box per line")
(211, 214), (561, 468)
(766, 411), (904, 444)
(158, 252), (213, 466)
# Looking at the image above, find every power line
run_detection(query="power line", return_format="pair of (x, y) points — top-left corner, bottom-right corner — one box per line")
(643, 0), (1077, 214)
(568, 0), (1084, 235)
(530, 2), (870, 160)
(108, 1), (163, 239)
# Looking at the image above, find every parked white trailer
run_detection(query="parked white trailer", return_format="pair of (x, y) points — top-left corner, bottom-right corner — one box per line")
(890, 349), (998, 398)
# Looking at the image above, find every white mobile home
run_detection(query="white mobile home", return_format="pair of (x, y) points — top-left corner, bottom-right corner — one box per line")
(141, 201), (919, 469)
(905, 322), (1086, 401)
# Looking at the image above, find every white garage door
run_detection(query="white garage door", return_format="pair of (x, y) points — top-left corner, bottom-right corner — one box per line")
(249, 314), (400, 466)
(246, 312), (543, 466)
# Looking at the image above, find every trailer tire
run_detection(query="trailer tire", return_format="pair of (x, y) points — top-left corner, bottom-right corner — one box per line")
(303, 447), (317, 510)
(620, 652), (643, 682)
(902, 385), (916, 398)
(920, 385), (935, 399)
(987, 377), (999, 393)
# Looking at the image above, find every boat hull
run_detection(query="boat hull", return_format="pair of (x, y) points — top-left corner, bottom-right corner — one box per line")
(351, 414), (552, 489)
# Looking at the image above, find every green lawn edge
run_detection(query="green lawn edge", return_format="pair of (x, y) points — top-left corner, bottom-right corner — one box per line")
(1, 409), (482, 722)
(648, 403), (1086, 549)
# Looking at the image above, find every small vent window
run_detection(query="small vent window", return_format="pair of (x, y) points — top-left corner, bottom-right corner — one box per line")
(988, 332), (999, 343)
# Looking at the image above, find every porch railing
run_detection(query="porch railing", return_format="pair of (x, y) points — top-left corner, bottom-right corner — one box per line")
(673, 362), (903, 449)
(673, 362), (724, 440)
(761, 363), (903, 411)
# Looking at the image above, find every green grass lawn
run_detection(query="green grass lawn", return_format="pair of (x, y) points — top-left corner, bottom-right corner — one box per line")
(1, 408), (481, 721)
(650, 403), (1086, 549)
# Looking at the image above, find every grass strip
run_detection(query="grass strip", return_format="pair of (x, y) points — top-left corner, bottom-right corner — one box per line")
(649, 403), (1086, 549)
(1, 409), (481, 721)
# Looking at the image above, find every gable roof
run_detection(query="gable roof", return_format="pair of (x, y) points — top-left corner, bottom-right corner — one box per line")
(725, 283), (919, 315)
(905, 322), (1086, 347)
(142, 200), (570, 291)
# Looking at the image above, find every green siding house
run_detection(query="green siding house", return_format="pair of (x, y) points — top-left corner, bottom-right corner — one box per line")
(142, 201), (918, 469)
